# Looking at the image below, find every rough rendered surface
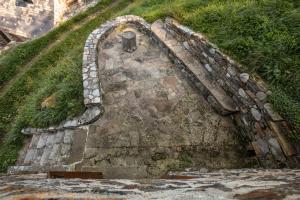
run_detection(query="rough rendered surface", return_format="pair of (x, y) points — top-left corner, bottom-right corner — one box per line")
(1, 170), (300, 199)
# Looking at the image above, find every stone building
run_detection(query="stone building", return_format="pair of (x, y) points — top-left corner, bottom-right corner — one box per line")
(0, 0), (93, 38)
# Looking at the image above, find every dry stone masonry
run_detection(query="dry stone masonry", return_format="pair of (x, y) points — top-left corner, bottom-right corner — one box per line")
(159, 17), (300, 167)
(14, 15), (299, 176)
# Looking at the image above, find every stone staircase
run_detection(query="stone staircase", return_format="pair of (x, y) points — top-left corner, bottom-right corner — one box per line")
(9, 128), (87, 174)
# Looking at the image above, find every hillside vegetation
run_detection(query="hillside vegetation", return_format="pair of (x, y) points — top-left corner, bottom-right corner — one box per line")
(0, 0), (299, 171)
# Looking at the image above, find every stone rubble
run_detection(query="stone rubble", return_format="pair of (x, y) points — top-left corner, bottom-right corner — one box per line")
(240, 73), (250, 83)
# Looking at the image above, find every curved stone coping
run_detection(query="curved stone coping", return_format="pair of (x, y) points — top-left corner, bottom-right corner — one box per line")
(22, 106), (102, 134)
(21, 15), (151, 135)
(82, 15), (151, 106)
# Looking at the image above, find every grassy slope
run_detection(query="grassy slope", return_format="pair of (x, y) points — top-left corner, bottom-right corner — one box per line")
(0, 0), (116, 87)
(0, 0), (132, 171)
(0, 0), (299, 171)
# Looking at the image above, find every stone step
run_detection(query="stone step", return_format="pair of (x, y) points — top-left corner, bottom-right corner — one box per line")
(19, 130), (74, 166)
(151, 20), (238, 115)
(17, 128), (86, 173)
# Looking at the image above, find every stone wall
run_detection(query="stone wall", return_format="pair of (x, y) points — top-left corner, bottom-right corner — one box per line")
(54, 0), (98, 25)
(82, 15), (151, 106)
(162, 18), (300, 168)
(54, 0), (76, 25)
(0, 0), (54, 37)
(0, 0), (100, 38)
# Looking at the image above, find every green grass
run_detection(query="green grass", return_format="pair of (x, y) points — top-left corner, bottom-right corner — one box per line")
(0, 0), (132, 171)
(0, 0), (299, 171)
(0, 0), (116, 88)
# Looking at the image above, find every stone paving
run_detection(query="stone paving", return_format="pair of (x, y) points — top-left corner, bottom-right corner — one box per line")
(1, 169), (300, 199)
(11, 19), (249, 177)
(77, 26), (247, 178)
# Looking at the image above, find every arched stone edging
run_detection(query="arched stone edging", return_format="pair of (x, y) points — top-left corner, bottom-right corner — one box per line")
(21, 15), (299, 168)
(21, 16), (150, 135)
(81, 15), (151, 106)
